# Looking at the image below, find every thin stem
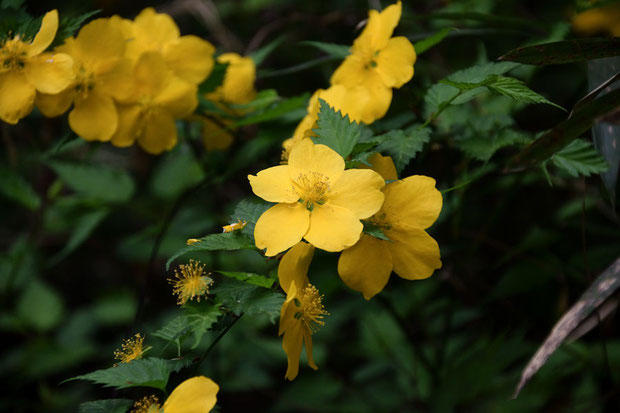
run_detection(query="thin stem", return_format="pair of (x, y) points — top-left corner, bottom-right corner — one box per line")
(194, 313), (243, 373)
(420, 90), (464, 129)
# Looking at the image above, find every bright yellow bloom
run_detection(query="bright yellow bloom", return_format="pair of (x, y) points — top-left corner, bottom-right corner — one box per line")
(249, 139), (385, 256)
(131, 376), (219, 413)
(0, 10), (74, 124)
(278, 242), (328, 380)
(330, 1), (416, 123)
(36, 18), (133, 141)
(124, 8), (215, 85)
(572, 3), (620, 37)
(168, 260), (213, 305)
(114, 333), (147, 365)
(338, 157), (442, 299)
(206, 53), (257, 105)
(110, 51), (198, 154)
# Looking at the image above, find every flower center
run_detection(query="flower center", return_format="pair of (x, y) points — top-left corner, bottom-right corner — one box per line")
(74, 67), (96, 99)
(114, 333), (146, 365)
(362, 49), (380, 70)
(294, 284), (328, 333)
(131, 395), (161, 413)
(293, 172), (330, 211)
(1, 36), (28, 72)
(168, 259), (213, 305)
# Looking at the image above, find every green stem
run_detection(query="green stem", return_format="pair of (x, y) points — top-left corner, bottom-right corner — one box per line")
(420, 90), (464, 129)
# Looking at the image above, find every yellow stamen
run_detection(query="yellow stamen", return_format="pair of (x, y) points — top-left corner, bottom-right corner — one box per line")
(0, 36), (28, 73)
(294, 283), (329, 333)
(131, 395), (161, 413)
(222, 219), (247, 233)
(114, 333), (146, 365)
(293, 172), (330, 211)
(168, 260), (213, 305)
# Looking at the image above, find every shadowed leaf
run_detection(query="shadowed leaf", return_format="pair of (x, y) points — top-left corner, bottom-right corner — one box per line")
(500, 38), (620, 65)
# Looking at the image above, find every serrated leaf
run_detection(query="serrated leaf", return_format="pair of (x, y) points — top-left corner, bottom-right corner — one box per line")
(312, 98), (361, 158)
(78, 399), (133, 413)
(0, 166), (41, 210)
(184, 301), (222, 348)
(363, 222), (391, 241)
(235, 93), (309, 127)
(69, 358), (182, 391)
(199, 61), (229, 94)
(455, 115), (531, 161)
(376, 126), (430, 172)
(212, 279), (284, 323)
(231, 198), (272, 240)
(47, 160), (135, 203)
(486, 76), (565, 111)
(500, 38), (620, 66)
(153, 315), (192, 343)
(300, 41), (351, 58)
(216, 271), (275, 288)
(166, 232), (256, 270)
(552, 139), (609, 177)
(414, 27), (453, 55)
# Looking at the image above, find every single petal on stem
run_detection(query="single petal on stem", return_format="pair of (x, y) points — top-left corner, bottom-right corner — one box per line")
(304, 204), (362, 252)
(25, 53), (74, 94)
(288, 139), (344, 185)
(164, 35), (215, 84)
(282, 321), (303, 381)
(163, 376), (219, 413)
(248, 165), (298, 203)
(338, 234), (392, 300)
(303, 328), (318, 370)
(388, 226), (442, 280)
(375, 36), (416, 88)
(28, 9), (58, 56)
(383, 175), (442, 230)
(278, 242), (314, 294)
(329, 169), (385, 219)
(138, 111), (177, 154)
(0, 71), (36, 124)
(255, 203), (310, 256)
(69, 90), (118, 141)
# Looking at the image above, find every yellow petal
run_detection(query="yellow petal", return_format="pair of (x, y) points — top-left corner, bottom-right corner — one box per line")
(68, 91), (118, 141)
(282, 315), (303, 381)
(329, 169), (385, 219)
(110, 104), (141, 148)
(164, 35), (215, 84)
(28, 10), (58, 56)
(199, 116), (234, 151)
(353, 1), (402, 52)
(133, 7), (180, 45)
(163, 376), (219, 413)
(248, 165), (298, 203)
(36, 87), (75, 117)
(387, 226), (441, 280)
(132, 52), (169, 98)
(338, 234), (392, 300)
(288, 139), (344, 186)
(303, 328), (318, 370)
(375, 36), (416, 88)
(74, 18), (126, 66)
(138, 112), (177, 154)
(0, 71), (35, 124)
(216, 53), (257, 104)
(155, 76), (198, 118)
(278, 242), (314, 294)
(98, 58), (135, 101)
(279, 281), (299, 336)
(356, 79), (392, 124)
(363, 153), (398, 181)
(24, 53), (74, 94)
(383, 175), (442, 230)
(255, 203), (310, 256)
(304, 204), (363, 252)
(330, 54), (366, 89)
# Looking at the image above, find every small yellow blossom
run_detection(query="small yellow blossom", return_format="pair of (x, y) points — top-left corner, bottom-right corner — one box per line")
(330, 1), (416, 123)
(131, 395), (161, 413)
(186, 238), (201, 245)
(222, 219), (247, 233)
(572, 3), (620, 37)
(0, 10), (74, 124)
(36, 18), (133, 141)
(163, 376), (219, 413)
(169, 260), (213, 305)
(249, 139), (385, 256)
(278, 242), (328, 380)
(114, 333), (147, 365)
(338, 156), (442, 299)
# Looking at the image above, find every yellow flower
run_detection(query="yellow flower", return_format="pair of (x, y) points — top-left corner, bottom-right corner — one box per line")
(249, 139), (385, 256)
(114, 333), (147, 365)
(124, 8), (215, 85)
(278, 242), (328, 380)
(0, 10), (74, 124)
(206, 53), (257, 105)
(572, 3), (620, 37)
(330, 1), (416, 123)
(338, 156), (442, 299)
(36, 18), (133, 141)
(168, 260), (213, 305)
(131, 376), (219, 413)
(110, 51), (198, 154)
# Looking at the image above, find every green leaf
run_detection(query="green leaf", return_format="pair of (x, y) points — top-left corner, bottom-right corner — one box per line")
(184, 301), (222, 348)
(234, 93), (309, 127)
(1, 0), (25, 10)
(312, 98), (361, 158)
(49, 209), (109, 266)
(250, 36), (286, 66)
(212, 279), (284, 323)
(0, 166), (41, 210)
(153, 315), (191, 343)
(486, 76), (565, 111)
(231, 198), (272, 240)
(166, 232), (256, 270)
(413, 27), (453, 55)
(552, 139), (609, 178)
(150, 146), (205, 200)
(17, 279), (64, 332)
(216, 271), (275, 288)
(500, 38), (620, 65)
(69, 358), (183, 391)
(47, 160), (135, 203)
(300, 41), (351, 58)
(363, 222), (391, 241)
(376, 126), (431, 172)
(199, 61), (229, 94)
(78, 399), (133, 413)
(229, 89), (279, 111)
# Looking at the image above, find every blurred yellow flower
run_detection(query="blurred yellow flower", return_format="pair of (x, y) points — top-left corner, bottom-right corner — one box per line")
(278, 242), (327, 380)
(168, 260), (213, 305)
(330, 1), (416, 123)
(131, 376), (219, 413)
(110, 51), (198, 154)
(125, 7), (216, 85)
(36, 18), (133, 142)
(114, 333), (147, 365)
(572, 3), (620, 36)
(249, 139), (385, 255)
(206, 53), (257, 105)
(338, 163), (442, 299)
(0, 10), (74, 124)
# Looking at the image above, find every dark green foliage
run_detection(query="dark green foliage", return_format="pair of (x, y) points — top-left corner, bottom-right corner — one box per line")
(312, 98), (361, 158)
(552, 139), (609, 177)
(212, 278), (284, 323)
(78, 399), (133, 413)
(376, 126), (430, 172)
(166, 233), (256, 270)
